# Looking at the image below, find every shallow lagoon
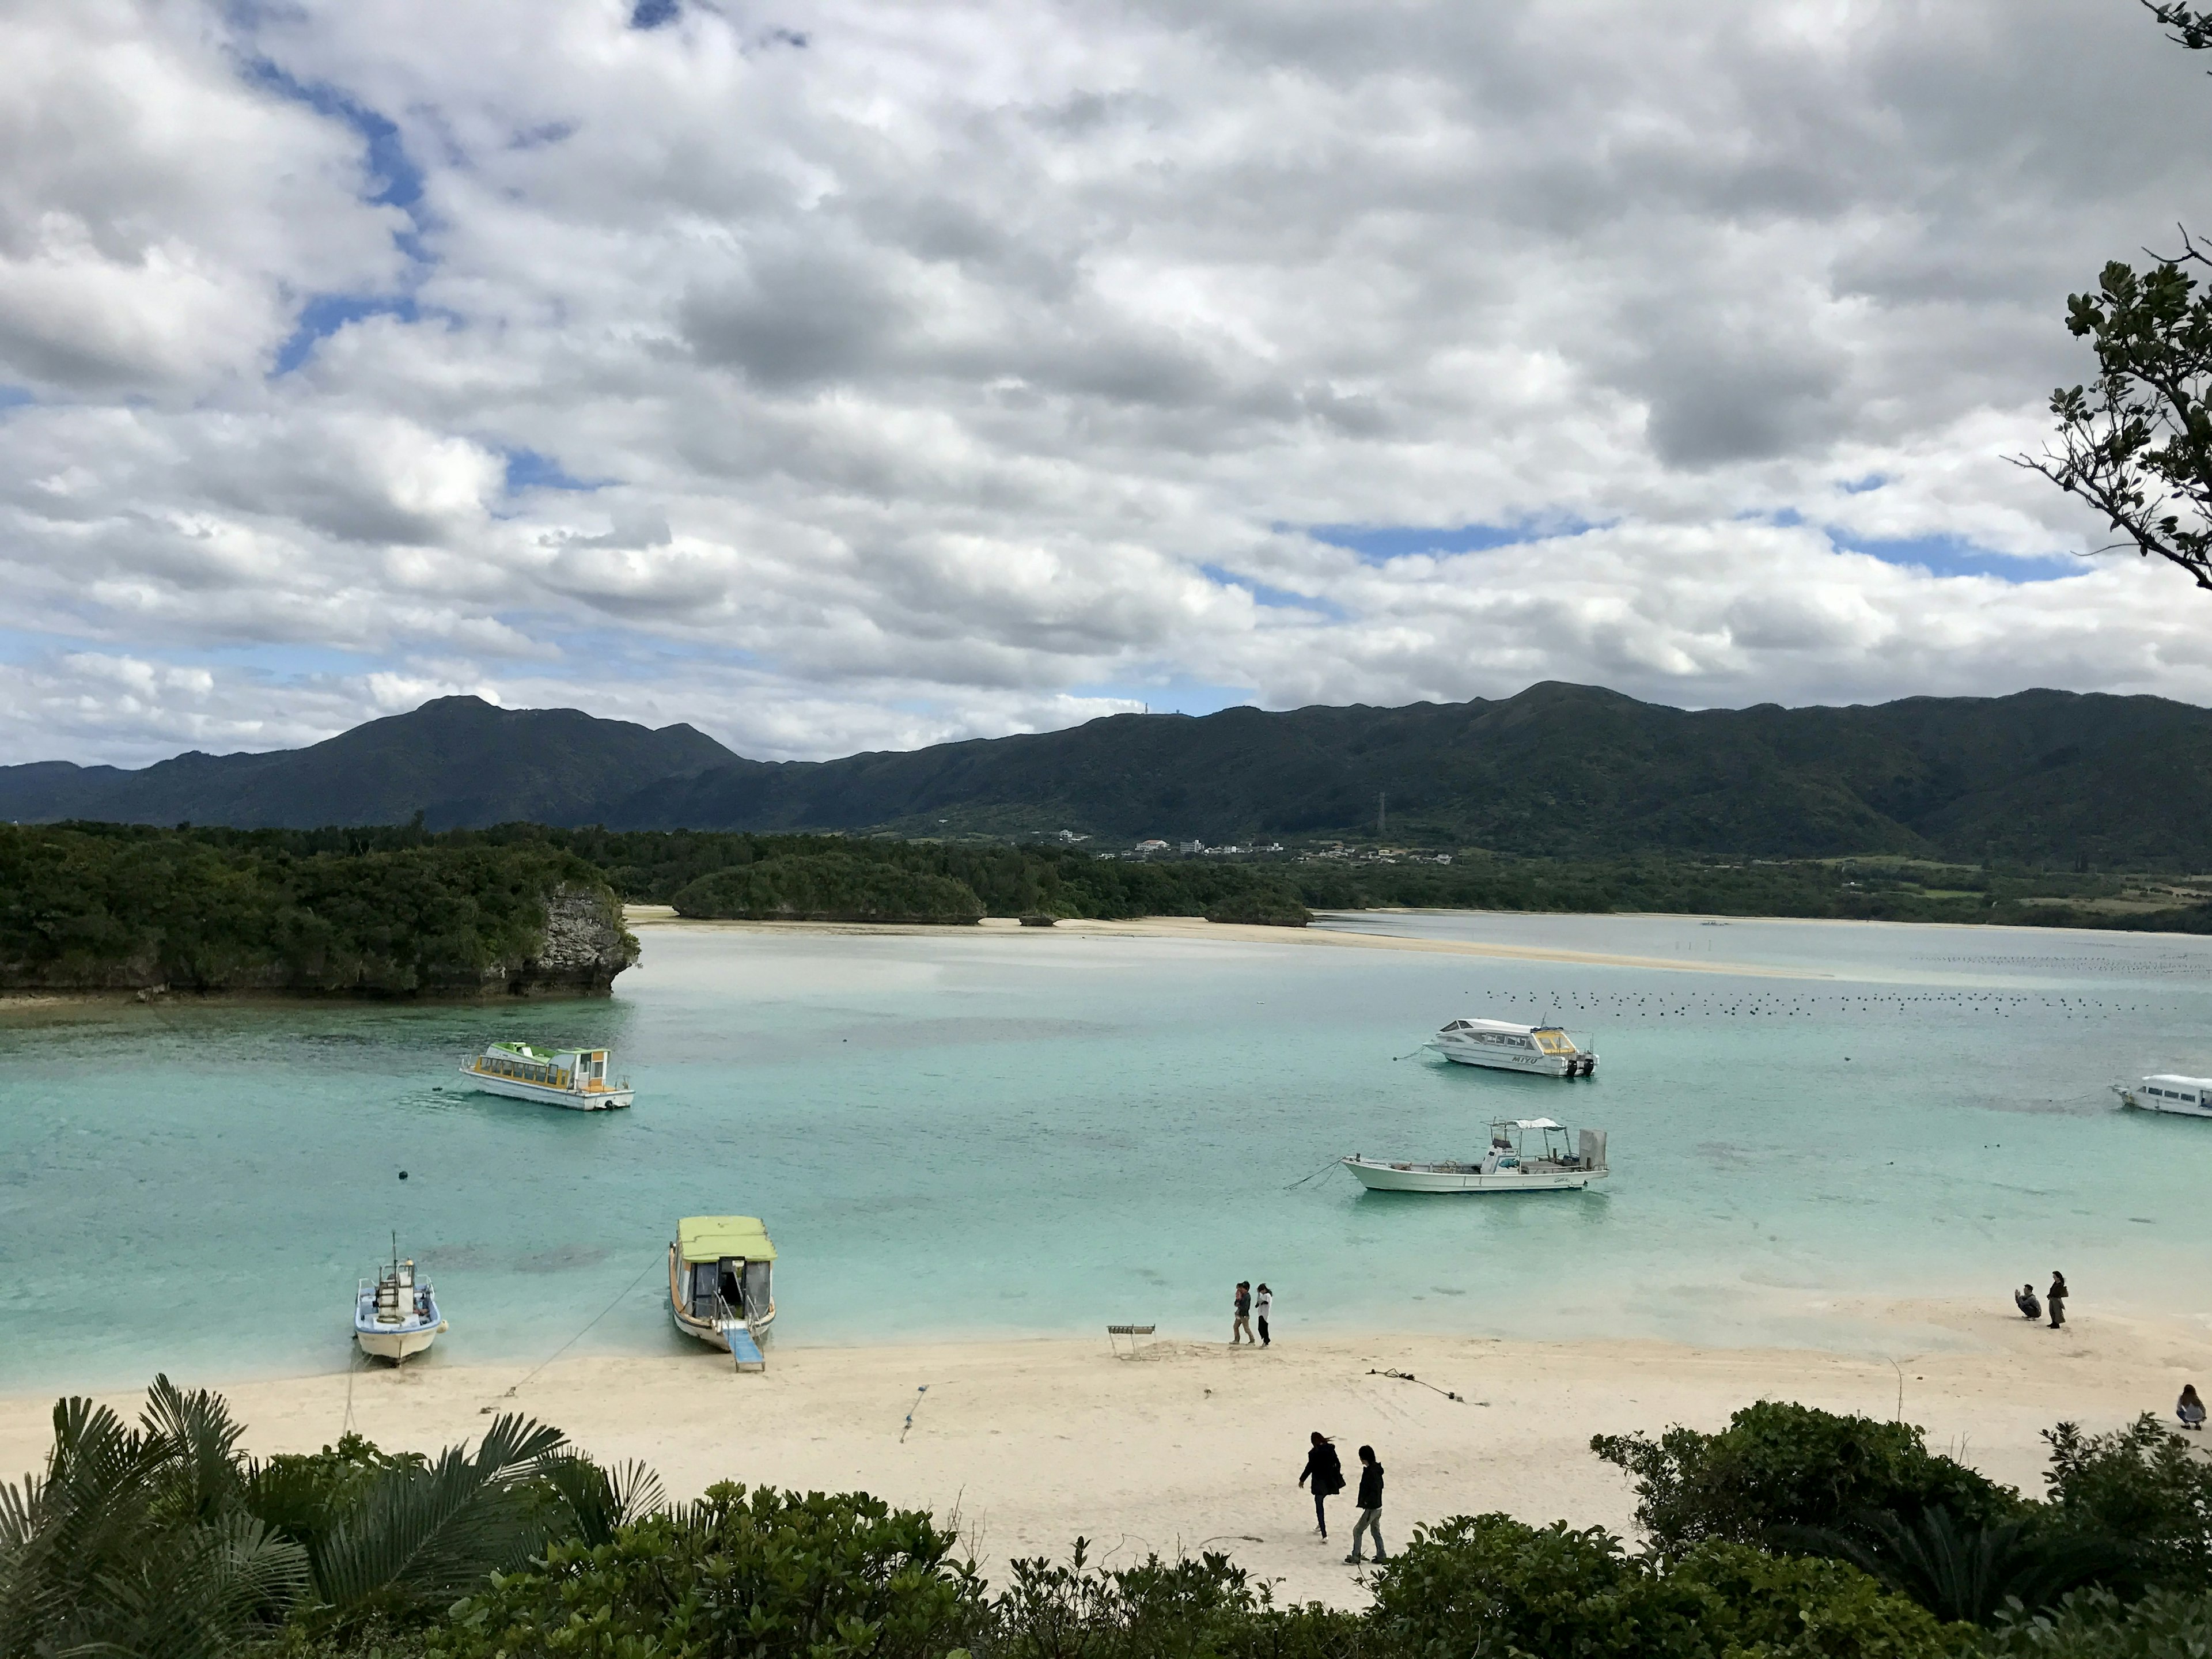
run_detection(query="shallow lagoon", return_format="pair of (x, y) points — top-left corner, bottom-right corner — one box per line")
(4, 911), (2209, 1392)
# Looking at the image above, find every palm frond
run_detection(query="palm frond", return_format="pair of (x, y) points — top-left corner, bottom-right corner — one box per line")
(537, 1450), (667, 1547)
(310, 1413), (567, 1616)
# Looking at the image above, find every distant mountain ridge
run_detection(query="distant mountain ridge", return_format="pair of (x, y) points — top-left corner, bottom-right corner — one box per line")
(5, 683), (2207, 866)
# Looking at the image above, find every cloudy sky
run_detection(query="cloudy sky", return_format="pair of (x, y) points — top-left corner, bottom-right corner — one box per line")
(4, 0), (2210, 766)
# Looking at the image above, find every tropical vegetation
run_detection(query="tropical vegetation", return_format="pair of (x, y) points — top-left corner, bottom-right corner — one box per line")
(0, 823), (631, 994)
(7, 1387), (2210, 1659)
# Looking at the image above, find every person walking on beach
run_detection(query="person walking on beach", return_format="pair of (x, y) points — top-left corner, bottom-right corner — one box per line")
(2181, 1384), (2206, 1431)
(1347, 1444), (1387, 1565)
(1233, 1281), (1253, 1345)
(2048, 1271), (2069, 1330)
(1298, 1431), (1344, 1538)
(1255, 1283), (1272, 1348)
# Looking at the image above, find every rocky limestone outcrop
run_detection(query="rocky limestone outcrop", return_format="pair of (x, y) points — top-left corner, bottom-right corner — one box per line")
(497, 883), (639, 996)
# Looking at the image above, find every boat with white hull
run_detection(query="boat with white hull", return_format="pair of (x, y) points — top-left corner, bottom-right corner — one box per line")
(459, 1041), (634, 1109)
(2115, 1074), (2212, 1118)
(1344, 1118), (1608, 1193)
(355, 1248), (446, 1362)
(669, 1215), (777, 1369)
(1432, 1018), (1596, 1077)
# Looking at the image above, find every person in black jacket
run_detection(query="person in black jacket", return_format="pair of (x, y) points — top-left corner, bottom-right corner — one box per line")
(1347, 1444), (1387, 1563)
(1298, 1431), (1344, 1537)
(2048, 1271), (2069, 1330)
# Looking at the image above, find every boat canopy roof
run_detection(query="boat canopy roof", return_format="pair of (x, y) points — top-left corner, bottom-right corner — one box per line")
(2146, 1073), (2212, 1089)
(1502, 1118), (1564, 1130)
(1444, 1018), (1536, 1035)
(488, 1041), (603, 1060)
(677, 1215), (777, 1263)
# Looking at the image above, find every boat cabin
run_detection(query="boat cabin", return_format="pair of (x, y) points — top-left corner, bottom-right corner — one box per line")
(1491, 1117), (1607, 1172)
(475, 1043), (611, 1090)
(1440, 1019), (1580, 1055)
(675, 1215), (776, 1327)
(2142, 1074), (2212, 1108)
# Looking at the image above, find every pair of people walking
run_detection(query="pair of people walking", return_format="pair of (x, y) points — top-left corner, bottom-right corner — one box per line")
(1297, 1432), (1386, 1563)
(1232, 1281), (1271, 1346)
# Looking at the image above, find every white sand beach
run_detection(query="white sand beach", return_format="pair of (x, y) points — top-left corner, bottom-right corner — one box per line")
(624, 907), (1830, 979)
(5, 1301), (2201, 1608)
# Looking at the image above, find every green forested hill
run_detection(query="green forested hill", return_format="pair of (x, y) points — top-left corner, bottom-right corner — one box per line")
(6, 683), (2210, 866)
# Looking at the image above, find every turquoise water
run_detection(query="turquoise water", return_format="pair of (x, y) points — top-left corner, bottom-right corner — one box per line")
(5, 912), (2210, 1392)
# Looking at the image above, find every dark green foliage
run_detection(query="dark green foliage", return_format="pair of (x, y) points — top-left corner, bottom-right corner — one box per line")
(968, 1540), (1372, 1659)
(1794, 1507), (2131, 1626)
(2043, 1416), (2212, 1592)
(1990, 1585), (2212, 1659)
(1590, 1402), (2025, 1558)
(672, 853), (987, 923)
(1366, 1514), (1964, 1659)
(1201, 887), (1312, 926)
(0, 1380), (310, 1659)
(430, 1483), (978, 1659)
(0, 823), (631, 993)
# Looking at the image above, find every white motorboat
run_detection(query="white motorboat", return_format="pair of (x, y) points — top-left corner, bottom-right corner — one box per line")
(669, 1215), (777, 1369)
(1343, 1118), (1608, 1193)
(2115, 1074), (2212, 1118)
(354, 1247), (446, 1362)
(459, 1041), (634, 1109)
(1432, 1018), (1597, 1077)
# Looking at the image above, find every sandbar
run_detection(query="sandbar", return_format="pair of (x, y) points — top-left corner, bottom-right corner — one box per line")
(5, 1301), (2198, 1608)
(625, 908), (1827, 979)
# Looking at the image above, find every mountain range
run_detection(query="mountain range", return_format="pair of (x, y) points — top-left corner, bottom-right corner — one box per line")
(4, 683), (2203, 865)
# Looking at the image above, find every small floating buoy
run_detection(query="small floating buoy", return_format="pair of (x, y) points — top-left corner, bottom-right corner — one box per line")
(398, 1171), (409, 1180)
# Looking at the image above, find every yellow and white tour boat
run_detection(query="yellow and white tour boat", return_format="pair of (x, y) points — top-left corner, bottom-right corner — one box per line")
(459, 1041), (634, 1109)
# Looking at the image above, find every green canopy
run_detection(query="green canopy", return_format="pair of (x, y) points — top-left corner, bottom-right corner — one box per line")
(677, 1215), (777, 1263)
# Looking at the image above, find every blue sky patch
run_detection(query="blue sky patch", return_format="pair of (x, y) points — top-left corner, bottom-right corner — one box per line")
(0, 386), (33, 412)
(1073, 677), (1256, 718)
(274, 294), (420, 375)
(1303, 521), (1592, 564)
(1200, 564), (1346, 620)
(1833, 532), (2082, 583)
(1839, 474), (1887, 494)
(631, 0), (680, 27)
(504, 448), (605, 494)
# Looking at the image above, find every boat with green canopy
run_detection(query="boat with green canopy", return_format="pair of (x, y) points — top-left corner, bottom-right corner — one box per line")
(668, 1215), (777, 1365)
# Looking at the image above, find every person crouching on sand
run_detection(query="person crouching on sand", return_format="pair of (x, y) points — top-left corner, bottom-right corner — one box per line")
(2014, 1283), (2040, 1321)
(1347, 1444), (1387, 1565)
(1233, 1281), (1253, 1345)
(2181, 1385), (2206, 1432)
(1299, 1431), (1344, 1538)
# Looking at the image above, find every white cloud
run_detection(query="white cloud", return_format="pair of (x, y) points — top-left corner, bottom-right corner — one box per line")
(2, 0), (2210, 768)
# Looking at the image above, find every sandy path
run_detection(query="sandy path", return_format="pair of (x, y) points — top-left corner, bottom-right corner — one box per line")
(6, 1302), (2199, 1608)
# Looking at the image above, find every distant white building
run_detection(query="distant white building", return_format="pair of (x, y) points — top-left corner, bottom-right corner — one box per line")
(1180, 839), (1205, 854)
(1134, 839), (1170, 854)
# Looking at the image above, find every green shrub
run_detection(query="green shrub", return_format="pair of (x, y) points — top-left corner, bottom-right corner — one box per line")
(429, 1483), (978, 1659)
(1202, 888), (1312, 926)
(1672, 1539), (1980, 1657)
(1591, 1402), (2025, 1556)
(1989, 1586), (2212, 1659)
(669, 854), (985, 923)
(2043, 1417), (2212, 1592)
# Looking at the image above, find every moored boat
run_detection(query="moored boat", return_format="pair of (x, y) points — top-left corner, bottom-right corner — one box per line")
(1343, 1117), (1608, 1193)
(355, 1248), (446, 1362)
(459, 1041), (634, 1109)
(669, 1215), (777, 1368)
(1433, 1018), (1597, 1077)
(2114, 1074), (2212, 1118)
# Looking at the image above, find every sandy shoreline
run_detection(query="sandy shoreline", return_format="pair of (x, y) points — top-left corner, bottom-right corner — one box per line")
(625, 908), (1830, 978)
(9, 1302), (2202, 1607)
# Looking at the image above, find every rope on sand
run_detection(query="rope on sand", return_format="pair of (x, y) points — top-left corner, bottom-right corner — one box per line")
(901, 1385), (930, 1443)
(480, 1256), (658, 1414)
(1370, 1366), (1479, 1404)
